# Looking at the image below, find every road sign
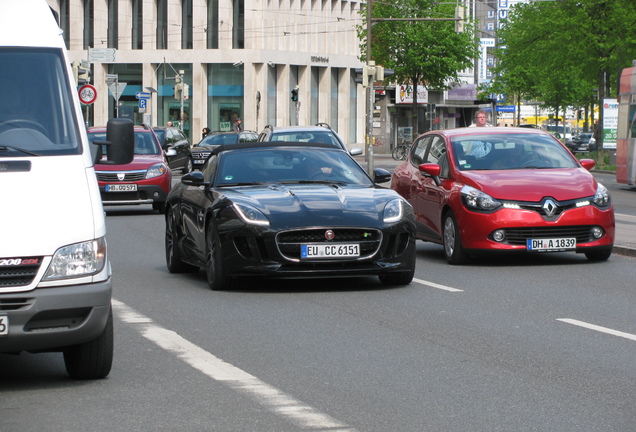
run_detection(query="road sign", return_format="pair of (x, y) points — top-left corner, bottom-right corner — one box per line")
(138, 98), (147, 113)
(88, 48), (116, 62)
(78, 84), (97, 105)
(135, 92), (151, 99)
(108, 82), (127, 101)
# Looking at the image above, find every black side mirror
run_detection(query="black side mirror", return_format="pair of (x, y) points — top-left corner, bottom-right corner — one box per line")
(94, 118), (135, 165)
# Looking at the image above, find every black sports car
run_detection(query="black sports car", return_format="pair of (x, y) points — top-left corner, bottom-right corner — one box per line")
(165, 142), (416, 290)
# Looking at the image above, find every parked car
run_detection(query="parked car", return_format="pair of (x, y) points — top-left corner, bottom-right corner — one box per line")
(165, 142), (416, 290)
(191, 130), (258, 168)
(89, 125), (172, 213)
(390, 127), (614, 264)
(152, 126), (193, 173)
(567, 132), (597, 153)
(258, 123), (362, 155)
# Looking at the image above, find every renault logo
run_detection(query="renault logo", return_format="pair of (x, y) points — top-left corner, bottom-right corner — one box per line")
(542, 199), (557, 217)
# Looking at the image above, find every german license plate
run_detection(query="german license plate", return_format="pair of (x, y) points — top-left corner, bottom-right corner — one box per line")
(301, 243), (360, 259)
(194, 159), (205, 164)
(0, 315), (8, 336)
(526, 237), (576, 251)
(105, 184), (137, 192)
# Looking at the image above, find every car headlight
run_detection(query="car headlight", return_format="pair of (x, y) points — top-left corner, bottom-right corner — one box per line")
(146, 162), (169, 179)
(43, 237), (107, 280)
(383, 199), (403, 223)
(593, 182), (611, 208)
(460, 185), (502, 211)
(233, 203), (270, 226)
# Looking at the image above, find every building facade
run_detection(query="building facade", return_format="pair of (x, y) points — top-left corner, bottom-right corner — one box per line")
(48, 0), (366, 150)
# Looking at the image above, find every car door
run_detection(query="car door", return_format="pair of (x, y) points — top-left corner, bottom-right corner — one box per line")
(410, 134), (450, 241)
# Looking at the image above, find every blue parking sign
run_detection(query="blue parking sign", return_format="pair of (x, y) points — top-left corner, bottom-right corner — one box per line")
(138, 99), (147, 109)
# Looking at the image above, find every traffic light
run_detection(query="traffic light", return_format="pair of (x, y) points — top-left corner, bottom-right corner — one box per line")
(173, 75), (182, 99)
(72, 62), (91, 86)
(291, 86), (299, 102)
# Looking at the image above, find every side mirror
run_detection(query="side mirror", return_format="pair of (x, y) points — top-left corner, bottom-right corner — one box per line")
(349, 148), (363, 156)
(579, 159), (596, 171)
(181, 171), (207, 186)
(95, 118), (135, 165)
(165, 148), (177, 157)
(419, 163), (441, 186)
(373, 167), (392, 184)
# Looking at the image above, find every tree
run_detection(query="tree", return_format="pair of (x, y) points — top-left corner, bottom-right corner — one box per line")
(357, 0), (478, 136)
(492, 0), (636, 139)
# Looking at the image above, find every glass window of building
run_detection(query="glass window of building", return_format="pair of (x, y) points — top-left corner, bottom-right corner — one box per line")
(232, 0), (244, 49)
(132, 0), (143, 50)
(208, 64), (244, 132)
(156, 0), (168, 49)
(206, 0), (219, 49)
(107, 0), (118, 49)
(182, 0), (193, 49)
(83, 0), (94, 50)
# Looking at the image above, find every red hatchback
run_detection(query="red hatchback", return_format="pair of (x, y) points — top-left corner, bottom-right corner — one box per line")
(89, 125), (172, 213)
(390, 127), (615, 264)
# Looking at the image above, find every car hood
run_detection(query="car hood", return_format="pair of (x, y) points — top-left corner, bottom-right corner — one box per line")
(459, 168), (598, 201)
(224, 183), (401, 226)
(96, 155), (164, 171)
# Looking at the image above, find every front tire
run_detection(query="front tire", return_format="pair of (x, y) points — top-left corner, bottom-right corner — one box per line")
(443, 211), (468, 265)
(206, 220), (233, 290)
(379, 238), (416, 286)
(182, 158), (193, 174)
(585, 248), (612, 262)
(63, 307), (114, 380)
(165, 209), (199, 273)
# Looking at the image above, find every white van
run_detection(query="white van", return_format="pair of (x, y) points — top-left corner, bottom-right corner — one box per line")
(0, 1), (133, 379)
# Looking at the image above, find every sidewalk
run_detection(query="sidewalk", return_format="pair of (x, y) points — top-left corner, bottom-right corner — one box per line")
(358, 153), (636, 259)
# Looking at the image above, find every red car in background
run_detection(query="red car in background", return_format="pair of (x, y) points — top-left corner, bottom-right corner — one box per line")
(89, 125), (172, 213)
(390, 127), (615, 264)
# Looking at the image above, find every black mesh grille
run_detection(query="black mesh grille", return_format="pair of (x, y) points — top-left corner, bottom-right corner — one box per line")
(277, 228), (381, 260)
(500, 226), (597, 246)
(96, 171), (146, 182)
(0, 258), (42, 288)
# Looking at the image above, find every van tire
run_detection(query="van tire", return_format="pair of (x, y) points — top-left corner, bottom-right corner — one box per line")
(63, 307), (114, 380)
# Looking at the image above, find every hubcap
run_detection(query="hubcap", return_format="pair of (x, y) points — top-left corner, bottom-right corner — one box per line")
(444, 217), (455, 257)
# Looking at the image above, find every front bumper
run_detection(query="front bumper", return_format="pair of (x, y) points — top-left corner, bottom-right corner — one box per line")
(0, 279), (112, 353)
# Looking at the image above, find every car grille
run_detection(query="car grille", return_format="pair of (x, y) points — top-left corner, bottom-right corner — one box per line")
(0, 257), (42, 288)
(96, 171), (146, 182)
(499, 226), (599, 246)
(505, 197), (582, 221)
(192, 151), (211, 161)
(100, 191), (153, 202)
(276, 228), (382, 261)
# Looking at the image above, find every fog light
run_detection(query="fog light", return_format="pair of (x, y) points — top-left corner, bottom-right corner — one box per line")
(493, 230), (505, 242)
(592, 226), (603, 239)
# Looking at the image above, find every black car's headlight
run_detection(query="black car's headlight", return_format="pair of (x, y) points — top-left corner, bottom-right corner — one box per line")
(460, 185), (502, 211)
(233, 203), (270, 226)
(146, 162), (169, 179)
(43, 237), (107, 280)
(383, 199), (404, 223)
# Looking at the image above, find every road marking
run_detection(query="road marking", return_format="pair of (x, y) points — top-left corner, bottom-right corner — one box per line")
(112, 299), (357, 432)
(413, 278), (464, 292)
(557, 318), (636, 342)
(615, 213), (636, 224)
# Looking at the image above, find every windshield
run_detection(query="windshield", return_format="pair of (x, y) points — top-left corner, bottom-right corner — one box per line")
(452, 133), (579, 171)
(270, 131), (342, 148)
(197, 133), (239, 146)
(215, 148), (373, 186)
(88, 131), (160, 155)
(0, 48), (81, 156)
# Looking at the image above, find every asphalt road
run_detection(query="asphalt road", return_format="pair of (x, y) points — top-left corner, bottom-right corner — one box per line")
(2, 198), (635, 431)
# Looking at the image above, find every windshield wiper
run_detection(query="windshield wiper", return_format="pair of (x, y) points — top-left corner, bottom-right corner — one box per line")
(220, 181), (270, 187)
(0, 145), (39, 156)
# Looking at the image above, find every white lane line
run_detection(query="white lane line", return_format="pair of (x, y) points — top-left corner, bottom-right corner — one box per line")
(413, 278), (464, 292)
(112, 299), (357, 432)
(557, 318), (636, 342)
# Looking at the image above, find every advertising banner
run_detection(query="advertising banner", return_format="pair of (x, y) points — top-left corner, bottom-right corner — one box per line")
(602, 98), (618, 149)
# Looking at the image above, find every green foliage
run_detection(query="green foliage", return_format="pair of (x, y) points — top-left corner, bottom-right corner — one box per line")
(357, 0), (478, 89)
(492, 0), (636, 111)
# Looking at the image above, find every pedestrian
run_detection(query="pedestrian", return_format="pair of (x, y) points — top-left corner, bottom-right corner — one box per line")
(167, 121), (173, 127)
(233, 117), (242, 132)
(469, 109), (491, 127)
(202, 127), (211, 139)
